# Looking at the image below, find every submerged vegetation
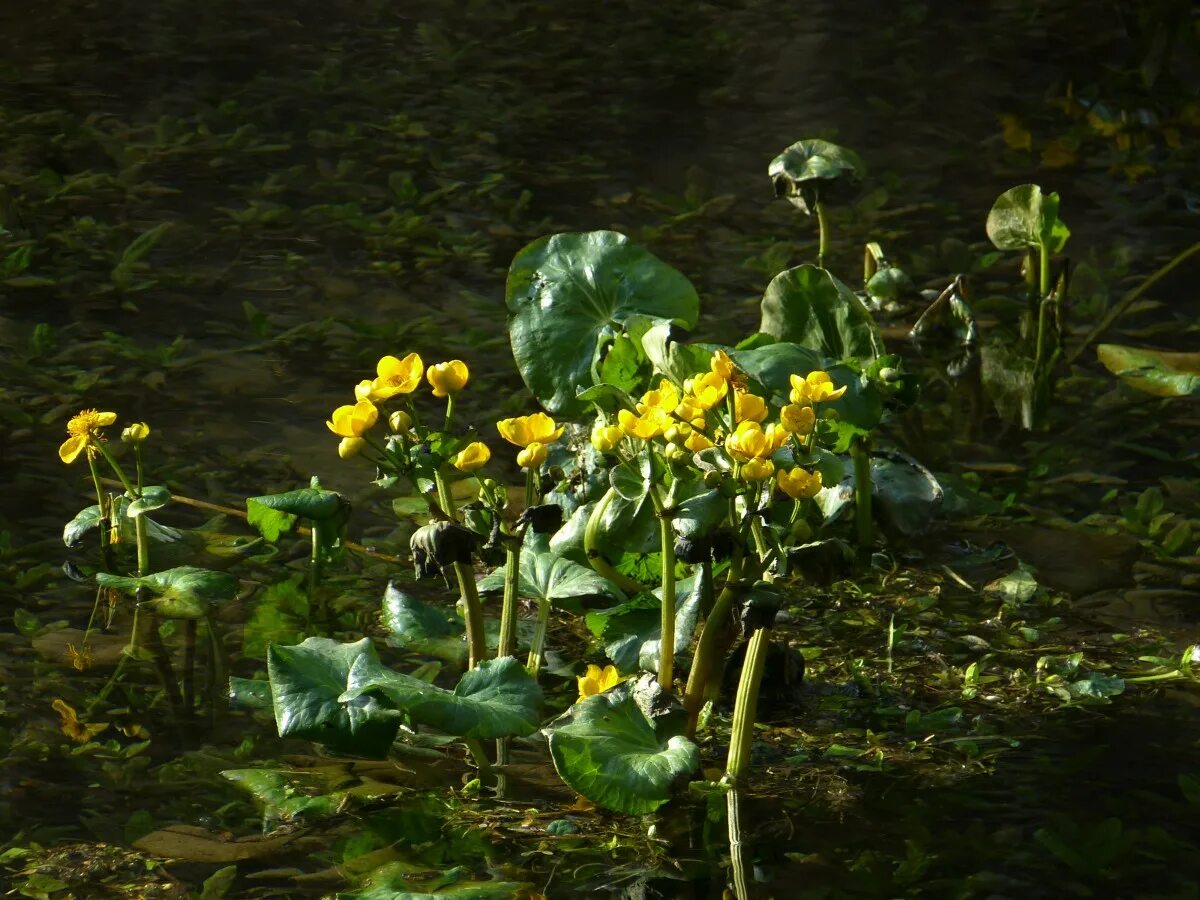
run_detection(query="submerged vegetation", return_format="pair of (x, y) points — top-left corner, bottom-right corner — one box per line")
(3, 1), (1200, 897)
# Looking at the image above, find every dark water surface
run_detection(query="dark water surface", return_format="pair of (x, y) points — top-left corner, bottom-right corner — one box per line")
(2, 1), (1199, 897)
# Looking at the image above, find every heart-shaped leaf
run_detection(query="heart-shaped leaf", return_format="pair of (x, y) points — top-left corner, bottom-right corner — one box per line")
(476, 542), (626, 606)
(730, 341), (824, 402)
(605, 568), (707, 673)
(63, 505), (103, 548)
(127, 485), (171, 518)
(341, 655), (543, 740)
(545, 681), (699, 814)
(986, 184), (1070, 254)
(506, 230), (700, 416)
(96, 565), (239, 619)
(267, 637), (401, 756)
(760, 265), (884, 362)
(381, 582), (467, 665)
(871, 451), (944, 537)
(247, 484), (349, 542)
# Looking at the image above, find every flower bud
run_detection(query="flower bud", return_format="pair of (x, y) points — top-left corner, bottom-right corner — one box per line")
(338, 436), (366, 459)
(121, 422), (150, 444)
(517, 441), (548, 469)
(591, 423), (622, 454)
(388, 410), (413, 433)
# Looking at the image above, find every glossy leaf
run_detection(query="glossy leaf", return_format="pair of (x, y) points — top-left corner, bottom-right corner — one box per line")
(247, 484), (349, 543)
(63, 505), (102, 547)
(606, 568), (707, 673)
(986, 184), (1070, 254)
(341, 655), (542, 740)
(1097, 344), (1200, 397)
(506, 230), (700, 416)
(267, 637), (401, 757)
(127, 485), (171, 518)
(545, 681), (699, 814)
(768, 139), (866, 214)
(96, 565), (239, 619)
(380, 582), (466, 665)
(759, 265), (883, 363)
(476, 542), (625, 605)
(730, 341), (824, 402)
(870, 451), (943, 537)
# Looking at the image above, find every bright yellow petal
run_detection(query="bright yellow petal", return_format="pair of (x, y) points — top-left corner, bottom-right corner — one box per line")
(58, 435), (88, 464)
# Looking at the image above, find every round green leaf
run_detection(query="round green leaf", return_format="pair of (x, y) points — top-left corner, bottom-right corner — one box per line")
(759, 265), (884, 362)
(381, 582), (466, 665)
(127, 485), (171, 518)
(986, 184), (1070, 253)
(506, 231), (700, 416)
(96, 565), (239, 619)
(545, 682), (699, 814)
(476, 544), (626, 605)
(729, 342), (823, 403)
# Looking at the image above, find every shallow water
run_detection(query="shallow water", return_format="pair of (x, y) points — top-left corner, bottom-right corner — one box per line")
(2, 1), (1199, 897)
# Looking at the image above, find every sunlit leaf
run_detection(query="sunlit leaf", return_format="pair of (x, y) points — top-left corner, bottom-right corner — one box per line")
(96, 566), (239, 619)
(759, 265), (884, 363)
(1096, 344), (1200, 398)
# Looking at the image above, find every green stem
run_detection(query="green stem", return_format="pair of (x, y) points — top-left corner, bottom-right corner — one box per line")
(183, 619), (197, 714)
(443, 393), (455, 432)
(93, 441), (136, 496)
(88, 604), (141, 714)
(683, 547), (745, 738)
(658, 505), (677, 693)
(308, 521), (324, 621)
(497, 541), (520, 660)
(1038, 242), (1051, 300)
(725, 627), (771, 784)
(851, 436), (873, 549)
(205, 614), (227, 725)
(463, 736), (493, 779)
(434, 469), (457, 520)
(815, 198), (829, 269)
(583, 491), (644, 595)
(526, 597), (552, 675)
(134, 515), (150, 577)
(452, 560), (485, 670)
(86, 455), (114, 569)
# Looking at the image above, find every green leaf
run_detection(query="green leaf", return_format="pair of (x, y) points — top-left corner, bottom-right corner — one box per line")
(545, 681), (699, 814)
(200, 864), (238, 900)
(127, 485), (171, 518)
(506, 230), (700, 416)
(267, 637), (401, 756)
(477, 543), (625, 606)
(96, 566), (239, 619)
(986, 184), (1070, 254)
(346, 861), (532, 899)
(120, 222), (171, 265)
(605, 568), (707, 673)
(1097, 344), (1200, 398)
(730, 342), (824, 403)
(759, 265), (884, 362)
(222, 766), (401, 824)
(381, 582), (466, 665)
(228, 676), (273, 712)
(247, 485), (349, 541)
(243, 573), (309, 660)
(575, 383), (637, 414)
(598, 330), (647, 397)
(63, 504), (103, 547)
(1068, 673), (1125, 700)
(640, 320), (717, 386)
(768, 139), (866, 215)
(341, 655), (542, 740)
(870, 451), (943, 537)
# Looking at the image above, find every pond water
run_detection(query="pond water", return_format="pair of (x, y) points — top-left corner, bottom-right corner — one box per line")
(2, 1), (1199, 897)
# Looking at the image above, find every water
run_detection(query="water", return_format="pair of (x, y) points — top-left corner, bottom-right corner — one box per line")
(2, 1), (1199, 896)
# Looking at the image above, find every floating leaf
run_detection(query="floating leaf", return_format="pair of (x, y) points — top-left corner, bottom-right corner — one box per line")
(759, 265), (884, 363)
(506, 230), (700, 416)
(545, 681), (698, 814)
(1096, 344), (1200, 398)
(96, 566), (239, 619)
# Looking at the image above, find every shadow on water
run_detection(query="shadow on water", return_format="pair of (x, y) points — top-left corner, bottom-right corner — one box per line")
(2, 0), (1199, 896)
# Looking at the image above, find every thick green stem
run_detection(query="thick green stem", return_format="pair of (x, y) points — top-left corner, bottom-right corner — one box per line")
(583, 491), (644, 594)
(463, 736), (493, 779)
(206, 614), (227, 725)
(725, 627), (771, 784)
(683, 548), (745, 738)
(526, 597), (552, 675)
(815, 199), (829, 269)
(443, 393), (455, 432)
(434, 469), (457, 519)
(452, 560), (485, 669)
(308, 521), (324, 621)
(134, 515), (150, 577)
(497, 542), (520, 659)
(658, 509), (677, 693)
(1038, 242), (1051, 300)
(851, 436), (873, 549)
(86, 455), (114, 568)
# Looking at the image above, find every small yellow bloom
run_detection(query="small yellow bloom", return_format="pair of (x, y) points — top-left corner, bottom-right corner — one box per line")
(370, 353), (424, 401)
(66, 642), (93, 672)
(618, 407), (670, 440)
(741, 458), (775, 481)
(59, 409), (118, 464)
(326, 399), (378, 438)
(724, 421), (782, 462)
(778, 466), (823, 500)
(591, 423), (623, 453)
(427, 360), (469, 398)
(780, 402), (816, 435)
(674, 397), (708, 430)
(497, 412), (565, 447)
(637, 379), (680, 415)
(734, 391), (768, 423)
(687, 372), (729, 411)
(789, 371), (847, 404)
(121, 422), (150, 444)
(338, 437), (366, 459)
(388, 410), (413, 433)
(517, 441), (548, 469)
(354, 379), (375, 402)
(576, 663), (624, 703)
(452, 441), (491, 472)
(684, 430), (714, 452)
(711, 349), (736, 380)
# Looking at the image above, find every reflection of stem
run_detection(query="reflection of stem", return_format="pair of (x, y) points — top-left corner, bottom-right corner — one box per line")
(89, 603), (140, 714)
(206, 614), (227, 725)
(144, 613), (184, 715)
(464, 736), (493, 778)
(727, 789), (753, 900)
(452, 560), (485, 669)
(582, 491), (644, 595)
(526, 597), (552, 675)
(851, 436), (873, 549)
(815, 198), (829, 268)
(725, 627), (770, 784)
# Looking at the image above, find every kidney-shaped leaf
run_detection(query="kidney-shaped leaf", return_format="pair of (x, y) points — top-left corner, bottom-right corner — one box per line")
(760, 265), (884, 362)
(96, 565), (239, 619)
(247, 485), (349, 542)
(1097, 343), (1200, 398)
(768, 139), (866, 214)
(506, 230), (700, 416)
(986, 184), (1070, 254)
(127, 485), (171, 518)
(268, 637), (401, 757)
(545, 683), (699, 814)
(341, 655), (543, 740)
(64, 504), (103, 547)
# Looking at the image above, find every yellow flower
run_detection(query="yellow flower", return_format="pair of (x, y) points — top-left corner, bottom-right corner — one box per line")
(388, 410), (413, 433)
(59, 409), (117, 464)
(789, 371), (847, 404)
(121, 422), (150, 444)
(674, 397), (708, 430)
(780, 403), (816, 435)
(427, 360), (470, 398)
(687, 371), (729, 411)
(734, 391), (768, 423)
(778, 466), (823, 500)
(637, 379), (680, 415)
(326, 399), (378, 438)
(452, 441), (491, 472)
(517, 441), (548, 469)
(724, 421), (784, 462)
(591, 423), (623, 453)
(497, 412), (565, 447)
(711, 349), (736, 380)
(354, 379), (375, 402)
(684, 430), (714, 452)
(338, 437), (366, 459)
(576, 664), (624, 703)
(370, 353), (424, 400)
(618, 407), (670, 440)
(741, 458), (775, 481)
